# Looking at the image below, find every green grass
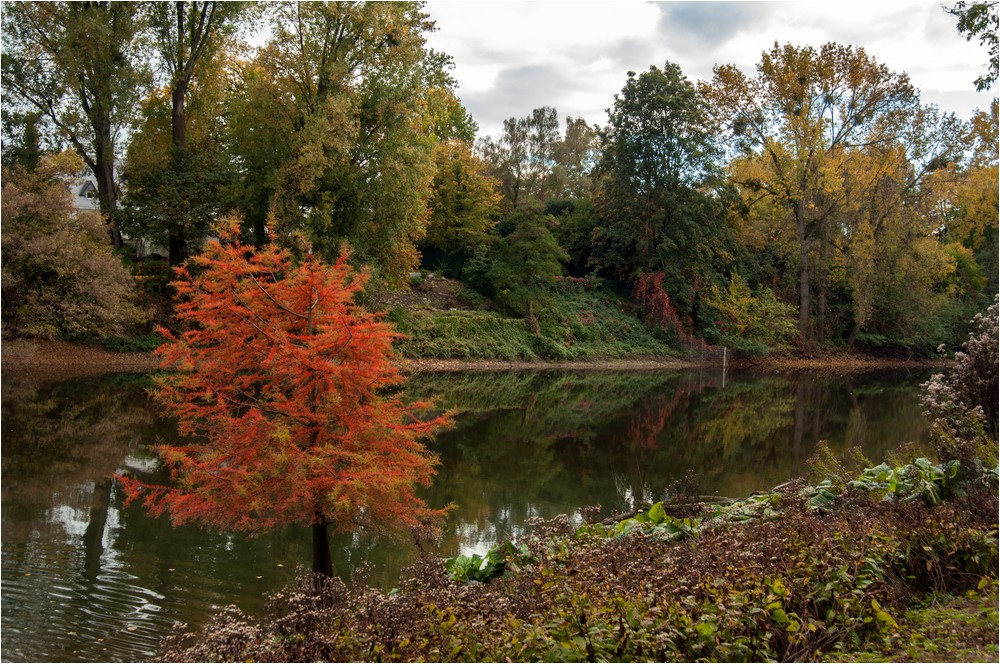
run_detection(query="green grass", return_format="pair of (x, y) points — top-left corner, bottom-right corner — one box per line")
(391, 279), (675, 361)
(821, 582), (999, 662)
(101, 332), (167, 353)
(392, 309), (548, 360)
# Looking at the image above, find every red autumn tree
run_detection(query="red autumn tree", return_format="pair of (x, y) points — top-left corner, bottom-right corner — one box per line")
(118, 223), (449, 577)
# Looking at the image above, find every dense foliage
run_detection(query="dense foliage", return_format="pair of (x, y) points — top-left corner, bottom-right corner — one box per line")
(1, 0), (151, 248)
(593, 63), (731, 327)
(922, 298), (999, 477)
(1, 153), (144, 340)
(703, 274), (799, 353)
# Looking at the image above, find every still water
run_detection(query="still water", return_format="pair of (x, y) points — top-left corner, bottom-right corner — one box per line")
(1, 368), (933, 662)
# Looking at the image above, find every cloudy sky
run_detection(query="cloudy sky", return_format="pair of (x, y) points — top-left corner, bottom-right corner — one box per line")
(422, 1), (997, 139)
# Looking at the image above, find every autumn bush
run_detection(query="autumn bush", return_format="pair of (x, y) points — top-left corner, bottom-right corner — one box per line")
(160, 455), (997, 662)
(703, 273), (799, 354)
(1, 152), (144, 340)
(922, 298), (999, 479)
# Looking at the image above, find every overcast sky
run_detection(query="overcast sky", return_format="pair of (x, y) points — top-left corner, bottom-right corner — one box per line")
(422, 0), (997, 139)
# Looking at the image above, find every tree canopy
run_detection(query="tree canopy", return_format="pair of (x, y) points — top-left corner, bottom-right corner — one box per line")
(703, 42), (969, 344)
(1, 1), (152, 247)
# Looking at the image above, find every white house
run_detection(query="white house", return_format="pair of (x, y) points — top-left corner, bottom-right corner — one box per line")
(67, 169), (168, 260)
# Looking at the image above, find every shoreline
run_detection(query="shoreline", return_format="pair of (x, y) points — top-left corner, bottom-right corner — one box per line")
(1, 339), (160, 382)
(1, 338), (948, 382)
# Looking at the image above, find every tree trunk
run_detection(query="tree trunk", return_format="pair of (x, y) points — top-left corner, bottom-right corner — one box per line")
(168, 224), (187, 265)
(816, 236), (831, 342)
(172, 77), (188, 148)
(846, 318), (862, 348)
(165, 144), (190, 264)
(168, 65), (190, 264)
(312, 517), (333, 578)
(95, 144), (123, 250)
(796, 201), (811, 342)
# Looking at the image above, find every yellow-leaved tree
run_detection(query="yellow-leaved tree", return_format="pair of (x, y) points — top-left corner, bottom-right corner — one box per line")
(705, 42), (968, 346)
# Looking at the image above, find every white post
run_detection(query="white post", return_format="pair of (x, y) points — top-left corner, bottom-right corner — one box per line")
(722, 346), (728, 388)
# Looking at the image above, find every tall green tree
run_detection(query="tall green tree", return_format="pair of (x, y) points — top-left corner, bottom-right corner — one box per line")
(487, 205), (567, 322)
(120, 62), (234, 261)
(478, 114), (530, 209)
(552, 116), (599, 198)
(1, 1), (151, 248)
(421, 138), (501, 274)
(0, 110), (44, 170)
(224, 1), (454, 282)
(594, 63), (729, 325)
(140, 1), (250, 262)
(478, 106), (569, 209)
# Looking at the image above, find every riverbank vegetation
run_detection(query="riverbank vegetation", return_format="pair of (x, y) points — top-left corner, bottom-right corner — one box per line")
(3, 2), (997, 361)
(160, 472), (996, 662)
(389, 277), (674, 361)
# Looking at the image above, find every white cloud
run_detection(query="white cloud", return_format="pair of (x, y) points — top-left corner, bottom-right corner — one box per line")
(424, 0), (997, 138)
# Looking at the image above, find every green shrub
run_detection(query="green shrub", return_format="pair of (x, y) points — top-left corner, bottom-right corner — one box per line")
(703, 273), (798, 352)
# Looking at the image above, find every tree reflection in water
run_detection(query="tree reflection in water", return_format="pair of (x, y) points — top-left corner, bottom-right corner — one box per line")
(405, 368), (933, 556)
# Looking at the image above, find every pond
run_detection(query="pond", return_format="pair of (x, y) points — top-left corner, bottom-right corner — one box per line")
(1, 367), (934, 662)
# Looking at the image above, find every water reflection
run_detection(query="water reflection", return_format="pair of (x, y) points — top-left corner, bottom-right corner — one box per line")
(1, 368), (932, 662)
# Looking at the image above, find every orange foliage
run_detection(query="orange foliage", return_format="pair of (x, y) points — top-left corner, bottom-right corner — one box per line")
(118, 226), (450, 548)
(633, 272), (686, 336)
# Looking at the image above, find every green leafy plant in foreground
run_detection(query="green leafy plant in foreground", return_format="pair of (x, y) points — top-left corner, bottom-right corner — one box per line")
(444, 541), (535, 584)
(802, 456), (963, 509)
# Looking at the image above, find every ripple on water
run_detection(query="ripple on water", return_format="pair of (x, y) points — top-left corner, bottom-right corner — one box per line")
(1, 537), (258, 663)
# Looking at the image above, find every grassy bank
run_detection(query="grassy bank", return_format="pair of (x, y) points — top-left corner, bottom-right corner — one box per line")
(159, 454), (998, 662)
(11, 272), (957, 370)
(388, 279), (675, 361)
(821, 583), (998, 662)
